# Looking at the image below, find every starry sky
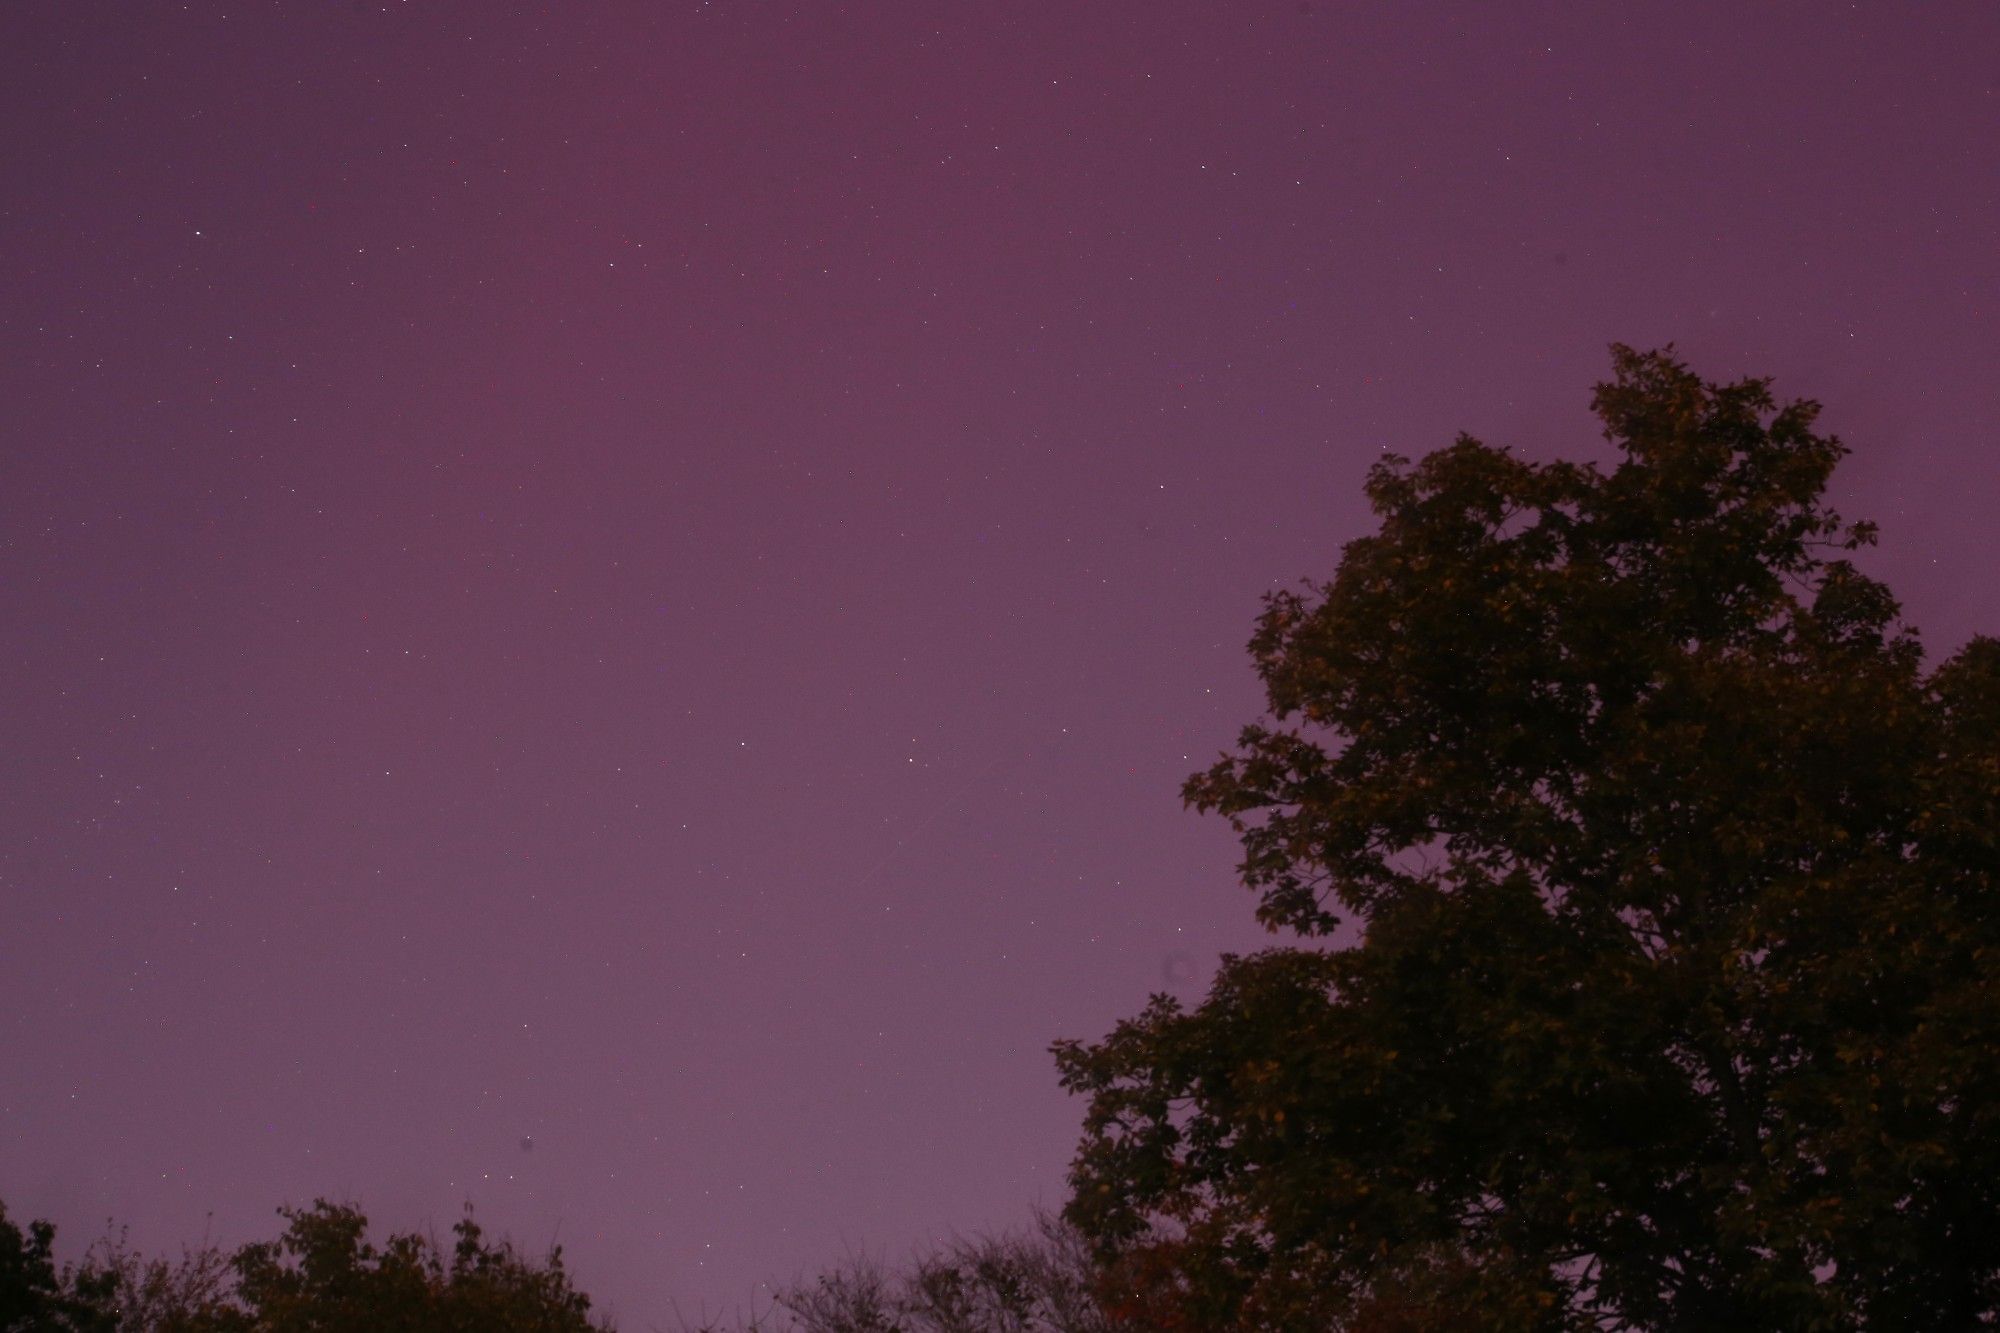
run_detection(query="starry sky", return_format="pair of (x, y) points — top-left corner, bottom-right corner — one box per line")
(3, 3), (1997, 1327)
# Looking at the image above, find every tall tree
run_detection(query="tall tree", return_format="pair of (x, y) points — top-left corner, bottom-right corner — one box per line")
(1052, 347), (2000, 1329)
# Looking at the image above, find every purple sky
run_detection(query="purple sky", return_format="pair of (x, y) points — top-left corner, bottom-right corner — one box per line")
(4, 3), (1996, 1327)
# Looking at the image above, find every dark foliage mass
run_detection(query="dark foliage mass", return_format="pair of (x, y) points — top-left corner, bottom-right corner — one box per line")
(0, 1198), (1116, 1333)
(1053, 346), (2000, 1329)
(0, 1198), (606, 1333)
(1, 1200), (120, 1333)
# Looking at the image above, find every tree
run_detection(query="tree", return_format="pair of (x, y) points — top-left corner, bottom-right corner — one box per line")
(199, 1199), (609, 1333)
(0, 1201), (120, 1333)
(1051, 346), (2000, 1329)
(677, 1206), (1117, 1333)
(75, 1224), (236, 1333)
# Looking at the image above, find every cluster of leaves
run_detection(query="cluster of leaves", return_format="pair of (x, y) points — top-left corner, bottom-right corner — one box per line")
(1, 1198), (607, 1333)
(1, 1199), (122, 1333)
(1053, 346), (2000, 1328)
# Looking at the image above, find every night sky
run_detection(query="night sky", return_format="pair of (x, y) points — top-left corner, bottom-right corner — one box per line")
(4, 3), (1997, 1327)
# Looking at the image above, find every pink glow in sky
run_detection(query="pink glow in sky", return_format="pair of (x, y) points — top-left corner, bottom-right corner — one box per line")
(4, 3), (1997, 1327)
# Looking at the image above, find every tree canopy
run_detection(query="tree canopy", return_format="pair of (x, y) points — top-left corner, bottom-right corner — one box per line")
(212, 1200), (606, 1333)
(0, 1199), (607, 1333)
(1052, 346), (2000, 1329)
(1, 1199), (119, 1333)
(0, 1195), (1118, 1333)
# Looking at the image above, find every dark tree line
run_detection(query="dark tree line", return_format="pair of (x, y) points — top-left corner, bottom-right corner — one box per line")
(1, 1196), (606, 1333)
(0, 1197), (1116, 1333)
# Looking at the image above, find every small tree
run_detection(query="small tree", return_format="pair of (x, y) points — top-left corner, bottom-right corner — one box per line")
(1053, 347), (2000, 1328)
(0, 1201), (120, 1333)
(753, 1207), (1113, 1333)
(194, 1199), (609, 1332)
(76, 1224), (236, 1333)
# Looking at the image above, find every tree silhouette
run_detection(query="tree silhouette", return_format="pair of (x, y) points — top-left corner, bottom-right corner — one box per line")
(3, 1193), (1121, 1333)
(0, 1197), (609, 1333)
(673, 1206), (1116, 1333)
(1053, 346), (2000, 1329)
(204, 1199), (607, 1332)
(0, 1200), (120, 1333)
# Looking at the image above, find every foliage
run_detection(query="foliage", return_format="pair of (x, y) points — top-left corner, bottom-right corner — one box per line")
(0, 1197), (607, 1332)
(0, 1200), (120, 1333)
(75, 1225), (236, 1333)
(1052, 346), (2000, 1329)
(676, 1207), (1115, 1333)
(7, 1193), (1122, 1333)
(203, 1199), (608, 1332)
